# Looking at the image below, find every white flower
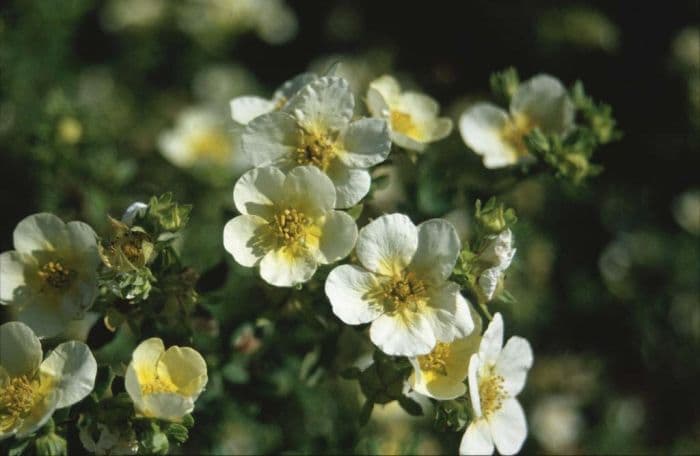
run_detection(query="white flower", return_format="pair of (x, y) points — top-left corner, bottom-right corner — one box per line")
(230, 72), (317, 125)
(158, 107), (247, 175)
(124, 338), (208, 422)
(241, 76), (391, 208)
(478, 229), (516, 301)
(367, 75), (453, 151)
(409, 302), (482, 400)
(0, 321), (97, 440)
(325, 214), (474, 357)
(121, 202), (148, 226)
(0, 213), (100, 338)
(459, 74), (574, 168)
(223, 166), (358, 287)
(460, 313), (533, 455)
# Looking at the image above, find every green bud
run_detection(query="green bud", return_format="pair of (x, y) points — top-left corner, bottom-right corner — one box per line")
(35, 422), (67, 456)
(165, 423), (189, 444)
(490, 67), (520, 104)
(475, 198), (517, 235)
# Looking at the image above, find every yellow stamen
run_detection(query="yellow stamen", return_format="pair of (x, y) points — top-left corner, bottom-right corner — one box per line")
(0, 376), (38, 432)
(188, 129), (231, 164)
(500, 114), (536, 156)
(390, 110), (422, 140)
(141, 376), (178, 395)
(271, 208), (310, 247)
(418, 342), (451, 376)
(38, 261), (75, 289)
(478, 365), (506, 418)
(381, 271), (427, 313)
(296, 131), (336, 170)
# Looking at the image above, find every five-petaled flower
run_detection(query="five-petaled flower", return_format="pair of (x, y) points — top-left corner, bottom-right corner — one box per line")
(325, 214), (474, 357)
(223, 165), (358, 287)
(0, 321), (96, 440)
(459, 74), (574, 168)
(460, 313), (533, 456)
(367, 75), (453, 152)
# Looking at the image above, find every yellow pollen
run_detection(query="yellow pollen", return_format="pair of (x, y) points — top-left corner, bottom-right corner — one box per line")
(390, 110), (422, 140)
(271, 208), (310, 246)
(274, 96), (287, 110)
(141, 376), (178, 395)
(418, 342), (451, 376)
(500, 114), (536, 156)
(381, 271), (427, 313)
(188, 129), (231, 164)
(296, 132), (336, 170)
(478, 366), (506, 418)
(38, 261), (75, 289)
(122, 241), (141, 262)
(0, 376), (38, 432)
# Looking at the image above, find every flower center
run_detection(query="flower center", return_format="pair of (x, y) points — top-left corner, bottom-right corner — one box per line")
(478, 366), (506, 418)
(390, 110), (422, 140)
(141, 376), (178, 395)
(0, 376), (38, 432)
(296, 131), (336, 170)
(418, 342), (451, 376)
(500, 114), (536, 156)
(271, 208), (310, 246)
(188, 129), (231, 164)
(38, 261), (75, 289)
(381, 271), (427, 313)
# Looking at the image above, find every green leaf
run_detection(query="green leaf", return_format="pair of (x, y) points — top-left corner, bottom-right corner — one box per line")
(359, 400), (374, 426)
(398, 396), (423, 416)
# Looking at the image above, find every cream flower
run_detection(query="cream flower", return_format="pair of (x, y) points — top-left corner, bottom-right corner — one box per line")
(478, 229), (516, 301)
(0, 322), (97, 440)
(224, 166), (358, 287)
(409, 301), (482, 400)
(124, 338), (208, 422)
(325, 214), (474, 357)
(367, 75), (453, 151)
(240, 76), (391, 208)
(460, 313), (533, 456)
(158, 107), (248, 175)
(230, 72), (317, 125)
(0, 213), (100, 338)
(459, 74), (574, 168)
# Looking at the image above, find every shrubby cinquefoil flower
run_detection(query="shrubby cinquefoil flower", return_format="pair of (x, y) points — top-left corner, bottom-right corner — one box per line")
(0, 213), (100, 338)
(0, 322), (97, 439)
(224, 166), (358, 287)
(241, 76), (391, 208)
(478, 229), (516, 301)
(409, 303), (482, 400)
(325, 214), (474, 356)
(125, 338), (208, 422)
(230, 72), (316, 125)
(367, 75), (453, 151)
(459, 74), (574, 168)
(460, 313), (533, 455)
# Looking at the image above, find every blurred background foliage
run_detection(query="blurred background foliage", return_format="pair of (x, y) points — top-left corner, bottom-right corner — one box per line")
(1, 0), (698, 453)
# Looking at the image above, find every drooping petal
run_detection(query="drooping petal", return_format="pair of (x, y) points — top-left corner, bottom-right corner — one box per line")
(282, 165), (336, 215)
(13, 213), (68, 254)
(223, 215), (268, 267)
(316, 211), (357, 264)
(409, 219), (461, 282)
(496, 336), (533, 397)
(479, 312), (504, 363)
(241, 112), (299, 168)
(157, 346), (208, 398)
(355, 213), (418, 276)
(230, 96), (275, 125)
(325, 162), (371, 209)
(0, 251), (27, 303)
(459, 104), (520, 169)
(0, 321), (42, 378)
(459, 419), (495, 455)
(40, 341), (97, 409)
(259, 248), (317, 287)
(285, 76), (354, 132)
(233, 166), (286, 217)
(141, 393), (195, 422)
(338, 118), (391, 168)
(510, 74), (574, 134)
(370, 312), (436, 357)
(325, 265), (383, 325)
(489, 397), (528, 455)
(468, 353), (483, 418)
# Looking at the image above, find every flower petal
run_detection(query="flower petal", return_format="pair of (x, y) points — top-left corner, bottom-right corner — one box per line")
(325, 264), (383, 325)
(17, 299), (68, 339)
(368, 75), (401, 108)
(283, 165), (336, 215)
(14, 389), (60, 439)
(338, 118), (391, 168)
(66, 221), (99, 259)
(490, 397), (528, 455)
(510, 74), (574, 134)
(241, 112), (299, 168)
(317, 211), (357, 264)
(40, 341), (97, 409)
(366, 86), (390, 118)
(273, 72), (317, 102)
(391, 130), (427, 152)
(0, 251), (27, 303)
(496, 336), (533, 397)
(230, 96), (275, 125)
(468, 353), (483, 418)
(0, 321), (42, 378)
(479, 312), (504, 363)
(424, 282), (474, 343)
(141, 393), (194, 422)
(399, 92), (440, 117)
(409, 218), (461, 282)
(429, 117), (454, 142)
(286, 76), (354, 132)
(13, 213), (68, 254)
(459, 104), (519, 169)
(410, 356), (468, 401)
(370, 312), (436, 357)
(157, 346), (208, 398)
(259, 248), (317, 287)
(223, 215), (268, 267)
(233, 166), (286, 217)
(479, 267), (501, 301)
(132, 338), (165, 373)
(355, 213), (418, 276)
(460, 419), (494, 456)
(325, 162), (371, 208)
(124, 364), (144, 412)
